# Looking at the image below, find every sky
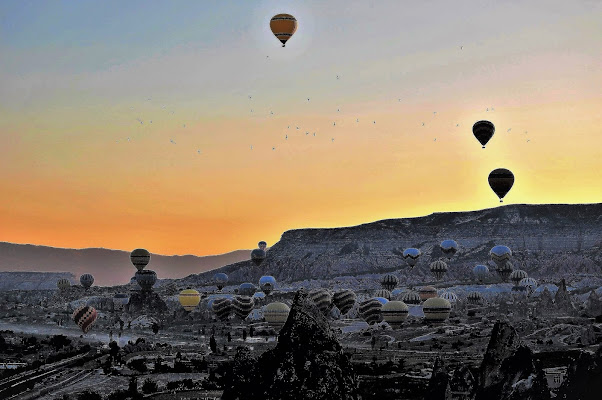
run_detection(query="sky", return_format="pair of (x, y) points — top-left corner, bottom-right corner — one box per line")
(0, 0), (601, 257)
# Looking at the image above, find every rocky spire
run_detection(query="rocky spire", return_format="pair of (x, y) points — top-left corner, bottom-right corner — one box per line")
(475, 321), (550, 400)
(221, 289), (359, 400)
(425, 356), (452, 400)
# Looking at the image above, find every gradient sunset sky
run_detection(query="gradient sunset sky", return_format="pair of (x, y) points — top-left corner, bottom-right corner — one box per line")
(1, 0), (600, 256)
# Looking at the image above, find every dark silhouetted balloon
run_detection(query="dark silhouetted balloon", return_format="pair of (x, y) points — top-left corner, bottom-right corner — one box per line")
(375, 289), (392, 301)
(130, 249), (151, 271)
(440, 240), (458, 258)
(213, 273), (228, 290)
(258, 241), (267, 251)
(232, 295), (255, 320)
(473, 265), (489, 282)
(80, 274), (94, 290)
(359, 297), (385, 325)
(309, 288), (333, 315)
(473, 120), (495, 148)
(400, 291), (421, 305)
(259, 276), (276, 295)
(429, 260), (448, 281)
(135, 270), (157, 291)
(239, 283), (258, 297)
(212, 297), (232, 321)
(251, 249), (266, 266)
(510, 269), (528, 287)
(488, 168), (514, 202)
(270, 14), (297, 47)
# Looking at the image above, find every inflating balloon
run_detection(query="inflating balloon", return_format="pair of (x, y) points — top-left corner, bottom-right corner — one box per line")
(488, 168), (514, 202)
(374, 289), (392, 301)
(400, 291), (421, 305)
(467, 291), (483, 305)
(419, 286), (438, 302)
(270, 14), (297, 47)
(333, 289), (356, 315)
(439, 291), (458, 305)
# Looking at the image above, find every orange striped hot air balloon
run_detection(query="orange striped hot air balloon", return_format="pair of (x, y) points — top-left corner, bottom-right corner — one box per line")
(270, 14), (297, 47)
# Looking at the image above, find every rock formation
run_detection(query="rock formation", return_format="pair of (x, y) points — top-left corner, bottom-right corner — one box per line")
(554, 279), (576, 314)
(221, 289), (359, 400)
(425, 356), (452, 400)
(475, 321), (550, 400)
(127, 291), (168, 314)
(556, 344), (602, 400)
(584, 290), (602, 317)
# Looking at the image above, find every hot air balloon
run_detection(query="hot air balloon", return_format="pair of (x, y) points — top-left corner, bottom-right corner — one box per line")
(402, 248), (421, 269)
(439, 291), (458, 305)
(430, 260), (448, 281)
(473, 120), (495, 149)
(239, 283), (258, 297)
(57, 279), (71, 291)
(374, 289), (392, 301)
(381, 301), (409, 328)
(258, 241), (267, 251)
(473, 265), (490, 283)
(488, 168), (514, 202)
(251, 249), (266, 266)
(232, 295), (255, 320)
(259, 276), (276, 295)
(212, 297), (232, 321)
(332, 289), (356, 315)
(423, 297), (451, 322)
(440, 240), (458, 258)
(400, 291), (421, 305)
(130, 249), (151, 271)
(381, 274), (399, 291)
(510, 269), (528, 287)
(72, 305), (97, 334)
(253, 291), (266, 301)
(270, 14), (297, 47)
(519, 277), (538, 297)
(135, 270), (157, 291)
(80, 274), (94, 290)
(113, 293), (129, 308)
(179, 289), (201, 312)
(467, 291), (483, 305)
(490, 245), (512, 269)
(213, 273), (228, 291)
(359, 298), (385, 325)
(309, 289), (333, 315)
(264, 302), (290, 329)
(496, 261), (514, 283)
(419, 286), (438, 302)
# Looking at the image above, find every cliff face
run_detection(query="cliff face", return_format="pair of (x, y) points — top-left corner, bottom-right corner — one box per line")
(0, 271), (75, 291)
(185, 203), (602, 285)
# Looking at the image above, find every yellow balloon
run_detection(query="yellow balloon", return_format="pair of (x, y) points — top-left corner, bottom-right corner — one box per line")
(264, 302), (290, 328)
(179, 289), (201, 312)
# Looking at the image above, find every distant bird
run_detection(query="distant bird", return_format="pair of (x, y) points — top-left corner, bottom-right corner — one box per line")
(147, 97), (152, 101)
(306, 131), (309, 135)
(272, 147), (275, 150)
(373, 121), (376, 124)
(313, 132), (316, 136)
(248, 96), (252, 99)
(524, 131), (528, 134)
(150, 120), (152, 124)
(486, 108), (489, 112)
(197, 150), (201, 154)
(266, 55), (269, 59)
(127, 137), (131, 142)
(183, 124), (186, 128)
(285, 135), (288, 140)
(136, 118), (143, 124)
(491, 107), (495, 111)
(507, 128), (511, 132)
(460, 46), (464, 50)
(356, 118), (359, 122)
(250, 145), (253, 150)
(398, 98), (402, 102)
(331, 138), (335, 142)
(333, 122), (336, 126)
(170, 139), (176, 144)
(337, 108), (340, 112)
(251, 109), (253, 113)
(422, 122), (425, 126)
(161, 105), (166, 109)
(296, 126), (299, 130)
(456, 123), (460, 127)
(307, 98), (310, 102)
(433, 111), (437, 116)
(336, 75), (340, 80)
(434, 138), (437, 141)
(129, 106), (134, 110)
(527, 139), (530, 142)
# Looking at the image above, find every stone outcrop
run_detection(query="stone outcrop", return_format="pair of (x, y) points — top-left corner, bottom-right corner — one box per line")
(127, 291), (168, 314)
(554, 279), (577, 314)
(584, 290), (602, 317)
(425, 357), (452, 400)
(221, 289), (359, 400)
(556, 344), (602, 400)
(475, 321), (550, 400)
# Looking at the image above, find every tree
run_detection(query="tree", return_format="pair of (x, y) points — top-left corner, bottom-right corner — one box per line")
(210, 334), (217, 353)
(242, 329), (247, 341)
(77, 390), (102, 400)
(227, 332), (232, 342)
(142, 378), (158, 394)
(152, 323), (159, 335)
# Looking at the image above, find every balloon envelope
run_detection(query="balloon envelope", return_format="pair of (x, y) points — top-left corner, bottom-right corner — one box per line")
(72, 305), (97, 334)
(270, 14), (297, 47)
(179, 289), (201, 312)
(130, 249), (151, 271)
(473, 120), (495, 148)
(488, 168), (514, 202)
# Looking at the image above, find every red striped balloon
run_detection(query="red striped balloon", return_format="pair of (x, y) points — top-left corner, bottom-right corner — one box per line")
(72, 305), (98, 334)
